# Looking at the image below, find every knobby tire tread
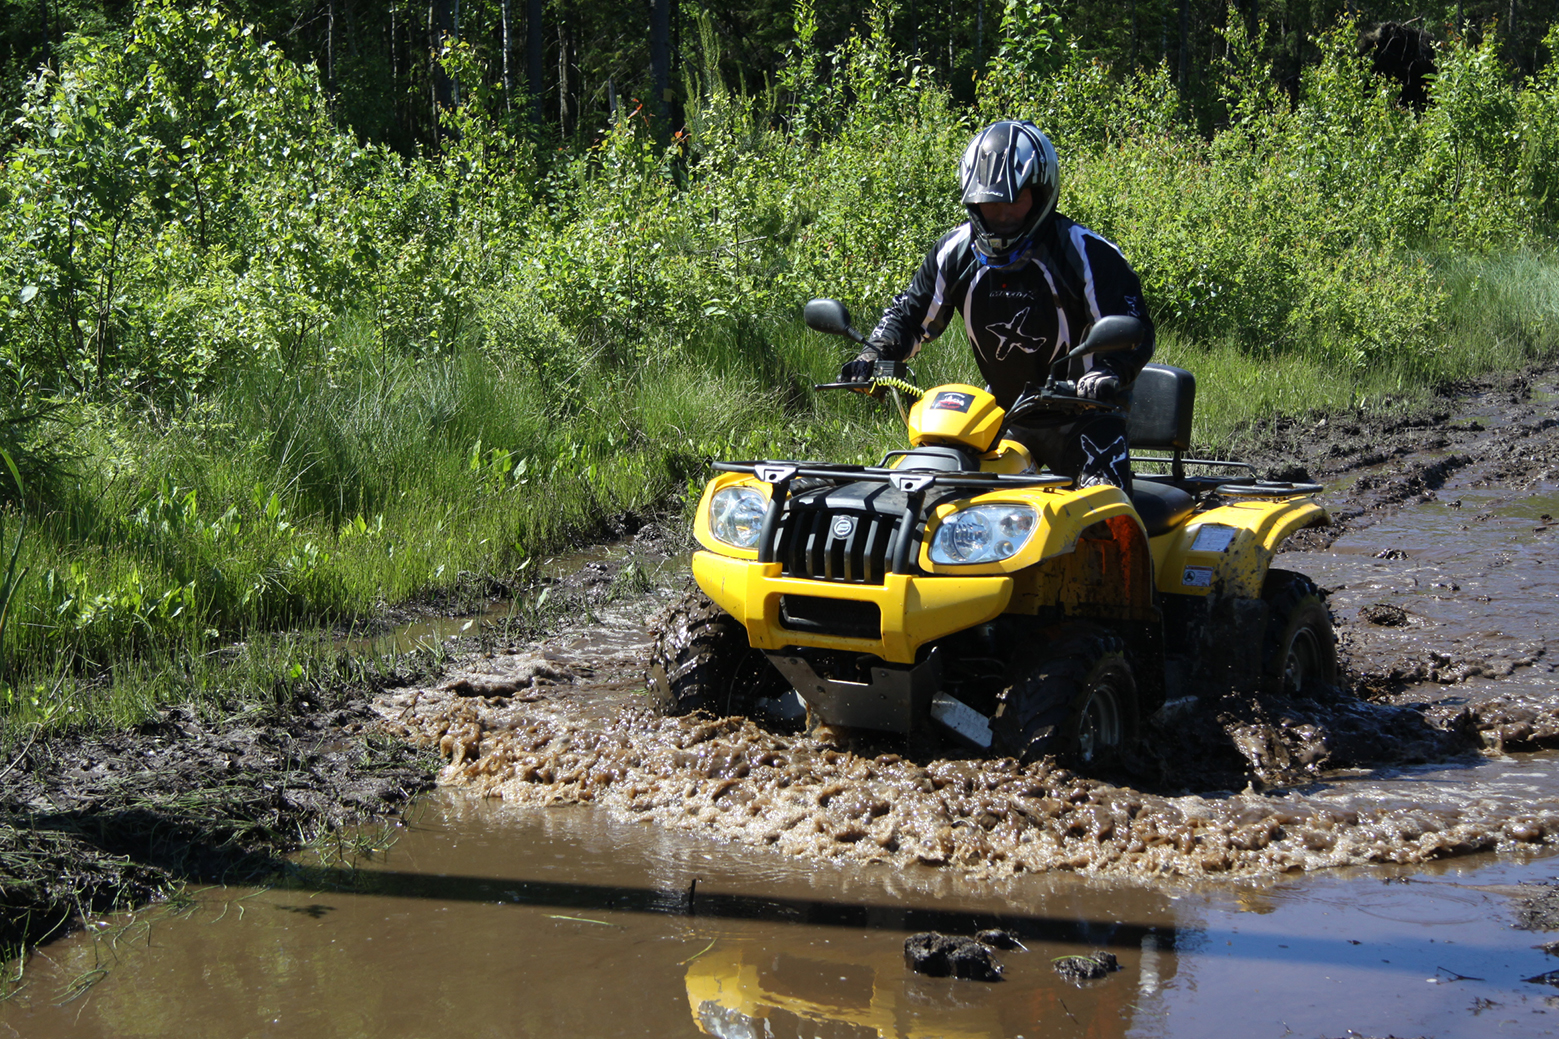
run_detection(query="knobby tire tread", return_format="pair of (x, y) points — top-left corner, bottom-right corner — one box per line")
(994, 630), (1136, 768)
(1260, 569), (1338, 695)
(647, 590), (760, 717)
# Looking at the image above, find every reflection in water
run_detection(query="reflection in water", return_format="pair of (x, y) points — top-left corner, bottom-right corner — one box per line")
(683, 928), (1182, 1039)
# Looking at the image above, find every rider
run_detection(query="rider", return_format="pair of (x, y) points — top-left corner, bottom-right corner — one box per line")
(841, 120), (1154, 488)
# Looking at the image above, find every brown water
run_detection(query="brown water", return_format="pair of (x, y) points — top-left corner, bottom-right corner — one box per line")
(4, 384), (1559, 1036)
(4, 787), (1559, 1038)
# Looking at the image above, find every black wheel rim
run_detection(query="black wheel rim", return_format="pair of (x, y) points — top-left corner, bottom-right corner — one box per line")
(1283, 627), (1321, 695)
(1075, 684), (1122, 764)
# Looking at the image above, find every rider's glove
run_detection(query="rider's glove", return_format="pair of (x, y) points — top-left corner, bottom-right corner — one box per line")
(839, 348), (881, 384)
(1077, 369), (1122, 402)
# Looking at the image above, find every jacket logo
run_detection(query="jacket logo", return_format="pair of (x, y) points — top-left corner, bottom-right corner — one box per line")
(984, 306), (1048, 361)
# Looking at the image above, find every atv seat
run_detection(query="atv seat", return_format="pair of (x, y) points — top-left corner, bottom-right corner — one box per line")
(1130, 479), (1195, 537)
(1127, 363), (1195, 468)
(1128, 362), (1258, 490)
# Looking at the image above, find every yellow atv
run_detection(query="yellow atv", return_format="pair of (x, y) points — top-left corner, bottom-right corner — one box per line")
(648, 299), (1334, 769)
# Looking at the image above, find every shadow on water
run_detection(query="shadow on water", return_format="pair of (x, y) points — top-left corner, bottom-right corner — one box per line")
(273, 862), (1172, 950)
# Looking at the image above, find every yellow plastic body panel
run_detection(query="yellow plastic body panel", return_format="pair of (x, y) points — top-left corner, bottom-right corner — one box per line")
(1151, 497), (1330, 599)
(977, 438), (1036, 474)
(692, 471), (770, 559)
(906, 384), (1003, 453)
(693, 551), (1012, 665)
(918, 483), (1143, 576)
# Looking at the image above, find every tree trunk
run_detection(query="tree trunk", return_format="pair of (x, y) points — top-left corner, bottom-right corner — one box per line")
(501, 0), (512, 111)
(558, 20), (571, 136)
(431, 0), (460, 144)
(1177, 0), (1188, 94)
(975, 0), (983, 70)
(528, 0), (545, 130)
(650, 0), (672, 141)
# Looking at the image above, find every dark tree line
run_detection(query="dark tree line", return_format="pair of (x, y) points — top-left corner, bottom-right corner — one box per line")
(1, 0), (1556, 154)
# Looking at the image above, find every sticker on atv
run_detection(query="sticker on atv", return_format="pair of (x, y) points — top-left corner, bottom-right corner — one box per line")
(1190, 524), (1237, 553)
(1182, 565), (1214, 587)
(929, 391), (975, 412)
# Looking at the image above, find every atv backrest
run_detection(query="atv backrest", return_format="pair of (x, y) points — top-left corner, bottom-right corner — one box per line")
(1128, 363), (1195, 452)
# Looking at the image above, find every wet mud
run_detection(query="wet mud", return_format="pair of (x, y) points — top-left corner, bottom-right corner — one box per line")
(0, 687), (436, 957)
(376, 363), (1559, 882)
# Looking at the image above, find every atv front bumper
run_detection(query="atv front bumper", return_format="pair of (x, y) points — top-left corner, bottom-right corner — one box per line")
(692, 550), (1013, 665)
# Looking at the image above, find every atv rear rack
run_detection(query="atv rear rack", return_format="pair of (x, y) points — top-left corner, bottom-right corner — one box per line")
(712, 461), (1073, 576)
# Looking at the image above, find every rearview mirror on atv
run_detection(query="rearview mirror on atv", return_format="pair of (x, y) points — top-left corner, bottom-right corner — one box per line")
(1066, 315), (1146, 360)
(804, 298), (866, 343)
(1067, 315), (1146, 360)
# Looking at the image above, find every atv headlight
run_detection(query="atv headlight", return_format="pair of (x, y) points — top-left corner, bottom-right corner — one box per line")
(929, 504), (1038, 565)
(709, 486), (768, 549)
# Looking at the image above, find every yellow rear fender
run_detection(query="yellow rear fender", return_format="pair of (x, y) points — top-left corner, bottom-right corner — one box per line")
(919, 483), (1144, 576)
(693, 472), (770, 558)
(1151, 497), (1330, 599)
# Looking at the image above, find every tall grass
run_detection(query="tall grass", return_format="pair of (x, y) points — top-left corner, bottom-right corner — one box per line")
(2, 3), (1559, 723)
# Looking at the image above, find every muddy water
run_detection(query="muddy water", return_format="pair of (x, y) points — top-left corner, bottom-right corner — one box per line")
(5, 788), (1559, 1038)
(5, 377), (1559, 1035)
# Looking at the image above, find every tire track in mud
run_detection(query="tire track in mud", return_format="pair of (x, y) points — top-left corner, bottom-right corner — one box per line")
(377, 364), (1559, 881)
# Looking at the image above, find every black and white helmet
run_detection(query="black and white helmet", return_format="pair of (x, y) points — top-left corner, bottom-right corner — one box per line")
(959, 120), (1059, 267)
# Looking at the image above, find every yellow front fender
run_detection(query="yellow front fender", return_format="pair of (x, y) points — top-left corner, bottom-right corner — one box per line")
(1150, 497), (1329, 599)
(692, 551), (1012, 664)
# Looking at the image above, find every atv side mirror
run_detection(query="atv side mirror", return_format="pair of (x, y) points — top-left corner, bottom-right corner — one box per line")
(1066, 315), (1146, 360)
(804, 298), (866, 343)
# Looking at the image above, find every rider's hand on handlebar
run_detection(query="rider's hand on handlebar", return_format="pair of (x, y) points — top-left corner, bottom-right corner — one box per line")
(839, 348), (881, 384)
(1077, 370), (1121, 403)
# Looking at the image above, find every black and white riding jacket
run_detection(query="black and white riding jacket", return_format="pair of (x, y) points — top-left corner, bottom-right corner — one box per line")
(867, 214), (1154, 410)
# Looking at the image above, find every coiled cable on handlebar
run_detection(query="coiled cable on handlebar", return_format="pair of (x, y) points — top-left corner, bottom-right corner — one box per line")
(871, 376), (924, 401)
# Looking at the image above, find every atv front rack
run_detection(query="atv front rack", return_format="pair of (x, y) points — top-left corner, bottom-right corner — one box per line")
(712, 460), (1073, 576)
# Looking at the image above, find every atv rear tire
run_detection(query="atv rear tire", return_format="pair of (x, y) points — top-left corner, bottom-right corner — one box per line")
(646, 590), (787, 718)
(1261, 569), (1337, 696)
(993, 628), (1139, 768)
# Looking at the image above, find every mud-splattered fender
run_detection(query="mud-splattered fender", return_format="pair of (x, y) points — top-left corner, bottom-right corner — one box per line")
(1150, 497), (1330, 600)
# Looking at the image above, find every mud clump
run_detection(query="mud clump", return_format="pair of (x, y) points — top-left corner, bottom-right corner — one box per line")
(975, 928), (1024, 949)
(1514, 883), (1559, 931)
(904, 932), (1004, 981)
(1052, 950), (1119, 982)
(1, 695), (436, 959)
(1360, 603), (1410, 627)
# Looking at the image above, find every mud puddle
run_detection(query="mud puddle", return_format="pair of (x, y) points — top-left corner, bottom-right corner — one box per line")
(6, 788), (1559, 1038)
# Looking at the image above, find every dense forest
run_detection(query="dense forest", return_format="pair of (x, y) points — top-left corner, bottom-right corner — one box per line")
(2, 0), (1559, 722)
(2, 0), (1555, 151)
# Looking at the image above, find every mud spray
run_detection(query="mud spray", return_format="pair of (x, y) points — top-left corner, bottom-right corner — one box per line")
(376, 366), (1559, 883)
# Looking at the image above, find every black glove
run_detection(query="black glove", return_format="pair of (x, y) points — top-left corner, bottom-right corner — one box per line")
(839, 348), (880, 384)
(1076, 369), (1121, 402)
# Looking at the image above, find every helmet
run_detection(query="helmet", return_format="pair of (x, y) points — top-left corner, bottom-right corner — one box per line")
(959, 120), (1059, 267)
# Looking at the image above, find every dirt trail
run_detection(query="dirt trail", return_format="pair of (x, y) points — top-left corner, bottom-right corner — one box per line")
(380, 364), (1559, 881)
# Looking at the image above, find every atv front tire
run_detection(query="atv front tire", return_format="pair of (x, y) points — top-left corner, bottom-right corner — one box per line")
(1261, 569), (1338, 696)
(647, 590), (786, 718)
(993, 628), (1139, 768)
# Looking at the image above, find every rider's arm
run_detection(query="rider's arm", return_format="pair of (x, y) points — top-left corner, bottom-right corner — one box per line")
(1074, 231), (1155, 383)
(865, 226), (975, 361)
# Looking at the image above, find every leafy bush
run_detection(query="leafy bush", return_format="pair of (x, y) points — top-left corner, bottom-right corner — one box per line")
(3, 1), (1559, 700)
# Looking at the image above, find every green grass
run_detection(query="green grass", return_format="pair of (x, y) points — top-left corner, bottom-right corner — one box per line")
(12, 246), (1559, 727)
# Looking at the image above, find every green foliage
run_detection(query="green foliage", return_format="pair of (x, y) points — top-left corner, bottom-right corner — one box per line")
(3, 2), (1559, 718)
